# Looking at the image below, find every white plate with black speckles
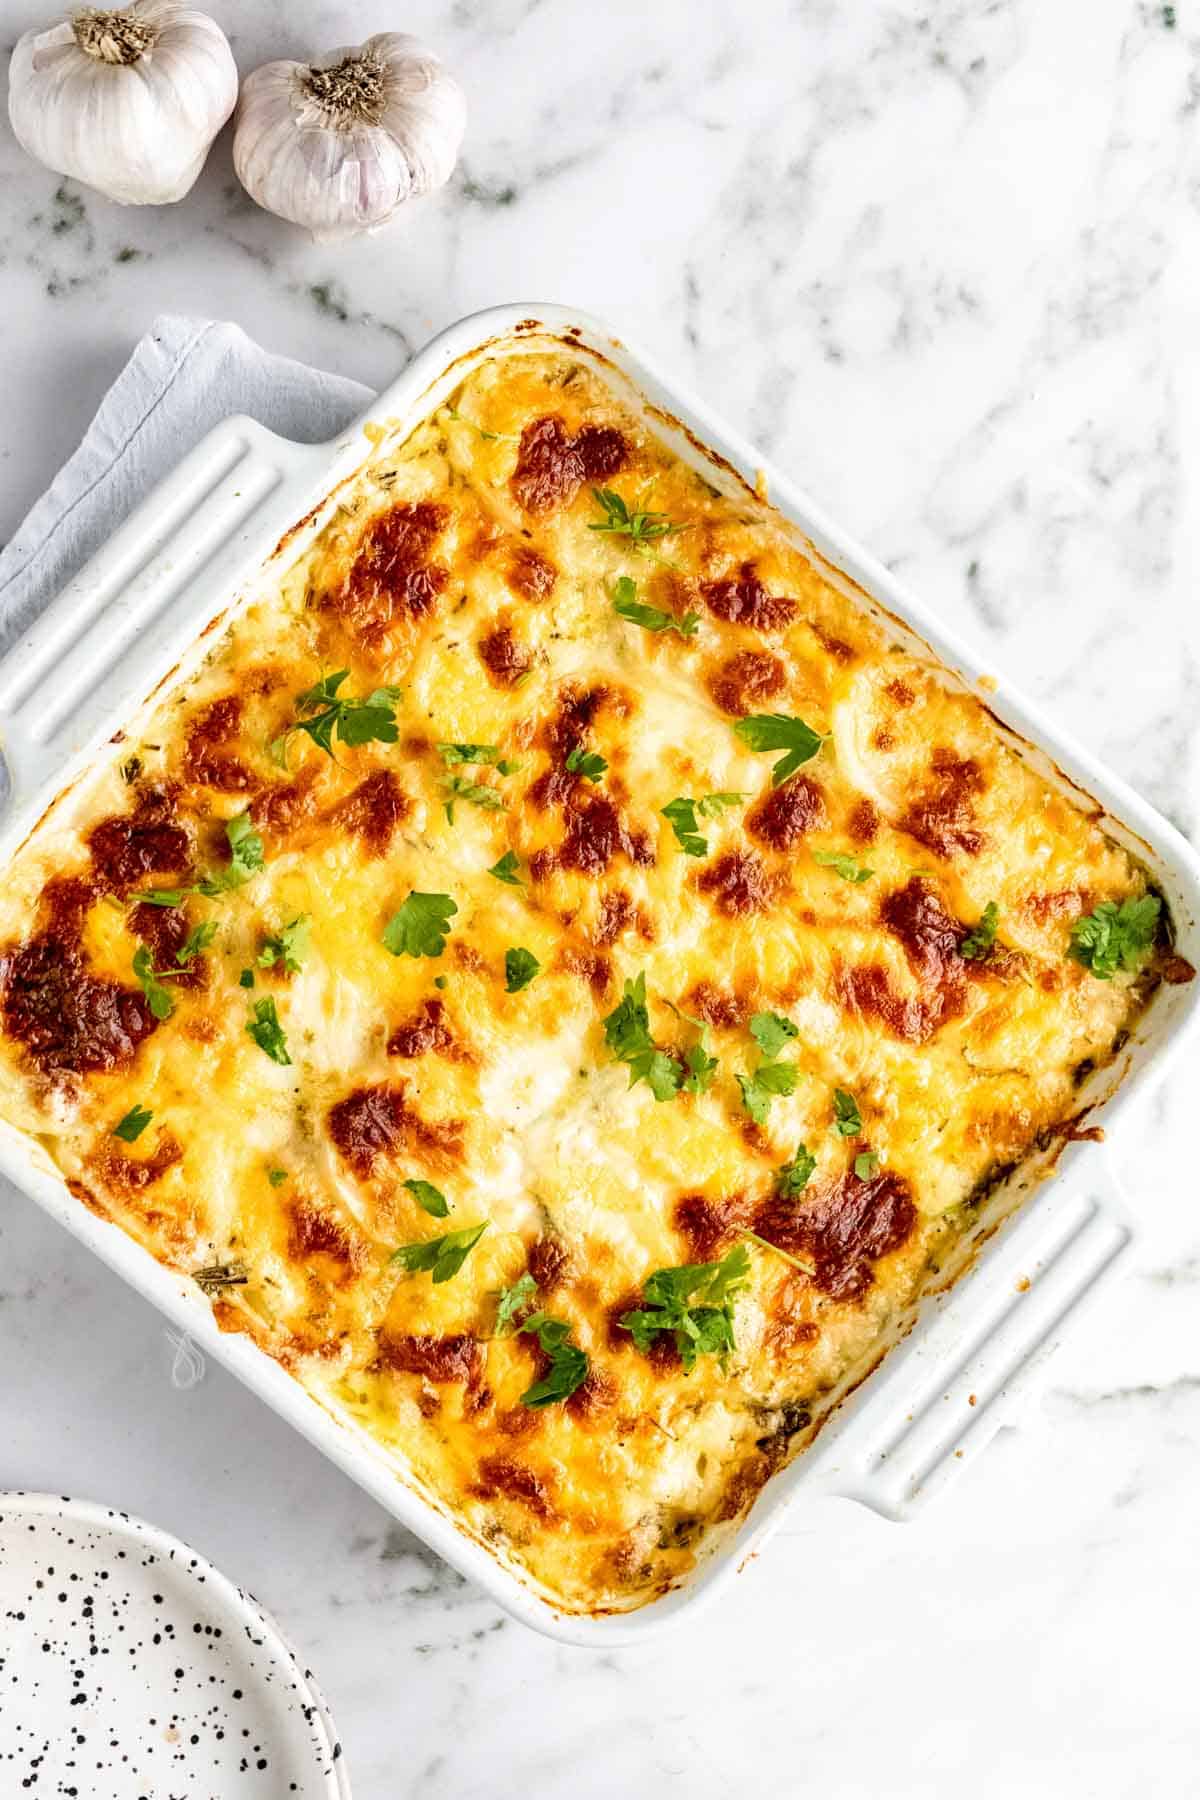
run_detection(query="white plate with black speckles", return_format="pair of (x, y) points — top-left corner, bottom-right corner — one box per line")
(0, 1493), (350, 1798)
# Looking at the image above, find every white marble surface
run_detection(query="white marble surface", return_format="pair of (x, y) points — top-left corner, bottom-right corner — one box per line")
(2, 2), (1200, 1794)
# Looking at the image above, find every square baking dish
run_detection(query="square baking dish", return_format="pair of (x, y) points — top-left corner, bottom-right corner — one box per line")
(1, 304), (1197, 1644)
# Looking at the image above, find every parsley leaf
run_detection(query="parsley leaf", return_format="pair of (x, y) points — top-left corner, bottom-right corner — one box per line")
(661, 796), (707, 857)
(505, 947), (540, 993)
(854, 1150), (880, 1180)
(196, 813), (265, 895)
(113, 1103), (153, 1143)
(565, 745), (607, 782)
(602, 972), (684, 1101)
(737, 1061), (798, 1125)
(695, 792), (746, 818)
(682, 1036), (719, 1095)
(589, 487), (680, 551)
(391, 1221), (488, 1284)
(382, 892), (457, 959)
(612, 575), (699, 637)
(404, 1177), (449, 1219)
(517, 1310), (591, 1408)
(958, 901), (999, 961)
(271, 671), (400, 764)
(749, 1011), (798, 1059)
(175, 920), (217, 965)
(134, 888), (190, 908)
(258, 914), (311, 974)
(620, 1245), (751, 1373)
(813, 849), (874, 885)
(132, 945), (174, 1021)
(832, 1087), (862, 1137)
(267, 1167), (289, 1187)
(776, 1143), (816, 1195)
(438, 743), (501, 766)
(495, 1271), (538, 1335)
(488, 850), (523, 886)
(443, 774), (506, 823)
(239, 968), (255, 989)
(1069, 895), (1160, 980)
(734, 712), (825, 786)
(246, 996), (290, 1065)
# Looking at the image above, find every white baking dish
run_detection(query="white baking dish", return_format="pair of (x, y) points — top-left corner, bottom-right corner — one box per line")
(0, 304), (1197, 1645)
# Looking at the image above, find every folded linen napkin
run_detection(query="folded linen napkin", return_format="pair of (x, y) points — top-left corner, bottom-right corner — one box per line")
(0, 315), (372, 658)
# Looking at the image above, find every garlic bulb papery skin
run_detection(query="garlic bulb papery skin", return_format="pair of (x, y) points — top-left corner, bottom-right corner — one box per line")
(233, 34), (467, 242)
(8, 4), (238, 206)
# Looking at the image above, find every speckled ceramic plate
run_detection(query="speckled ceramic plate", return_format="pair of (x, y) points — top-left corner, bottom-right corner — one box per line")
(0, 1493), (350, 1798)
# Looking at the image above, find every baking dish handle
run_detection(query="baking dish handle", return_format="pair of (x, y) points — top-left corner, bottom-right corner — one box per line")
(0, 414), (327, 812)
(806, 1150), (1136, 1518)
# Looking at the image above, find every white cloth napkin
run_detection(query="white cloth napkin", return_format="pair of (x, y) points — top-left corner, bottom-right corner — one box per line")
(0, 315), (372, 658)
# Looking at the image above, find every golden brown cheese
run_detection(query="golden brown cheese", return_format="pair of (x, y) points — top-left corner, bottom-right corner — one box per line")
(0, 349), (1183, 1613)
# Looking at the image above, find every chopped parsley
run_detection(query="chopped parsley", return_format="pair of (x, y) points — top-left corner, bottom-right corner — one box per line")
(113, 1103), (153, 1143)
(488, 850), (523, 886)
(602, 972), (681, 1101)
(267, 1167), (289, 1187)
(516, 1311), (591, 1408)
(391, 1220), (488, 1283)
(132, 945), (174, 1021)
(736, 1060), (799, 1125)
(958, 901), (999, 961)
(1069, 894), (1160, 980)
(776, 1143), (816, 1195)
(748, 1011), (798, 1059)
(271, 670), (400, 764)
(382, 891), (457, 959)
(589, 486), (680, 552)
(611, 575), (699, 637)
(246, 996), (290, 1065)
(404, 1177), (449, 1219)
(619, 1245), (751, 1373)
(832, 1087), (862, 1137)
(175, 920), (217, 965)
(258, 914), (311, 974)
(565, 744), (607, 782)
(734, 712), (825, 786)
(495, 1272), (538, 1335)
(661, 796), (707, 857)
(239, 968), (255, 989)
(813, 849), (874, 885)
(438, 742), (501, 766)
(196, 813), (265, 896)
(505, 947), (541, 993)
(854, 1151), (880, 1180)
(443, 774), (505, 823)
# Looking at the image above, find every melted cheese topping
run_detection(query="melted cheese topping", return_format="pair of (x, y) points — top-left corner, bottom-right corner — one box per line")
(0, 349), (1174, 1614)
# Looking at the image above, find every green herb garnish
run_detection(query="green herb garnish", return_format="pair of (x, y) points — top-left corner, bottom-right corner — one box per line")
(619, 1245), (751, 1373)
(495, 1272), (538, 1335)
(854, 1151), (880, 1180)
(404, 1177), (450, 1219)
(267, 1167), (288, 1187)
(246, 996), (290, 1065)
(748, 1011), (798, 1059)
(382, 892), (457, 959)
(958, 901), (999, 961)
(391, 1221), (488, 1284)
(438, 743), (501, 766)
(195, 813), (265, 896)
(832, 1087), (862, 1137)
(776, 1143), (816, 1195)
(175, 920), (217, 965)
(113, 1104), (153, 1143)
(611, 575), (698, 637)
(602, 972), (682, 1101)
(517, 1310), (591, 1408)
(505, 947), (541, 993)
(661, 797), (707, 857)
(813, 849), (874, 885)
(258, 914), (311, 974)
(565, 745), (607, 782)
(1068, 895), (1160, 980)
(734, 712), (825, 786)
(239, 968), (255, 989)
(443, 774), (505, 823)
(488, 850), (523, 886)
(132, 945), (175, 1021)
(271, 670), (400, 765)
(736, 1061), (799, 1125)
(589, 487), (680, 552)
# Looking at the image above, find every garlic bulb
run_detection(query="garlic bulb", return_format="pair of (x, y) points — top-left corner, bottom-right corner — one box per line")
(233, 34), (467, 241)
(7, 4), (237, 206)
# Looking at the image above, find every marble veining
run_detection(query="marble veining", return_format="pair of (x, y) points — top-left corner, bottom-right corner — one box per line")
(2, 1), (1200, 1794)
